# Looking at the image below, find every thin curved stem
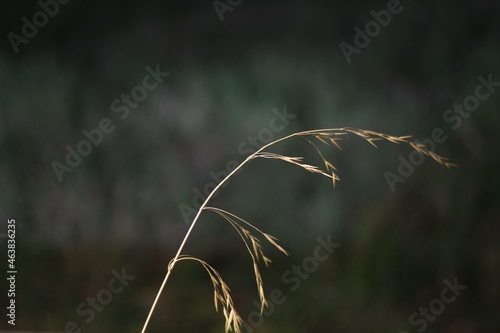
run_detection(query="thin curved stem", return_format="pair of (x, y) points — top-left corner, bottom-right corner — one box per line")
(139, 131), (299, 333)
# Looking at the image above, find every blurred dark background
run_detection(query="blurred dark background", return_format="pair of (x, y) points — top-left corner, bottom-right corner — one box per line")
(1, 0), (499, 332)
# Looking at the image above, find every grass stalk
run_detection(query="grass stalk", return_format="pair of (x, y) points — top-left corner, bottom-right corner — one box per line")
(140, 127), (454, 333)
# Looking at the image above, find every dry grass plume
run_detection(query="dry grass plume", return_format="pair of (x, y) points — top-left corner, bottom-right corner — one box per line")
(140, 127), (455, 333)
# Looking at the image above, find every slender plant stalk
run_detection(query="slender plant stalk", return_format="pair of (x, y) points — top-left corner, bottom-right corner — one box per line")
(140, 128), (454, 333)
(140, 130), (296, 333)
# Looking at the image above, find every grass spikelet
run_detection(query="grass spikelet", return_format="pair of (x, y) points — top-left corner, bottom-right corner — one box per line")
(173, 256), (243, 333)
(205, 206), (289, 313)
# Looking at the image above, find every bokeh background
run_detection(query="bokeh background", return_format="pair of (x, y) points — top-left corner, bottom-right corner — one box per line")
(1, 0), (499, 332)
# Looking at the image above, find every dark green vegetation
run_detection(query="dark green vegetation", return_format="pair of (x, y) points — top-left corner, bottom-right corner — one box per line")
(1, 0), (499, 332)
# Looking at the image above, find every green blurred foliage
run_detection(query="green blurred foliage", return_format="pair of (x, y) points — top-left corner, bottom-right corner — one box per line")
(1, 0), (499, 332)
